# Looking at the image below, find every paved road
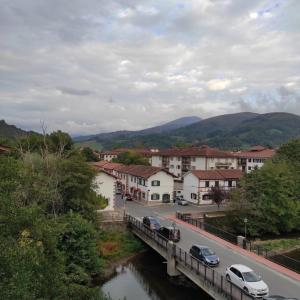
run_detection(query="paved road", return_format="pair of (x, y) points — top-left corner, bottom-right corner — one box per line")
(126, 201), (300, 298)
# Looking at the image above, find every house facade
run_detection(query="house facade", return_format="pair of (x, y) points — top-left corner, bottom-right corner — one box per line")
(93, 170), (118, 210)
(183, 169), (243, 205)
(93, 162), (174, 204)
(235, 145), (275, 173)
(151, 145), (238, 179)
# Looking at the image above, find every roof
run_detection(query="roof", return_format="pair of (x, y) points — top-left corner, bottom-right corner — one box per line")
(92, 161), (174, 179)
(98, 170), (118, 179)
(117, 164), (174, 179)
(230, 264), (253, 273)
(153, 145), (234, 158)
(234, 147), (275, 159)
(189, 169), (243, 180)
(0, 144), (11, 153)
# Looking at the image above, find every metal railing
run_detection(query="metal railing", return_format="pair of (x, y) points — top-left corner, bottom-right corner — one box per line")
(125, 214), (254, 300)
(176, 212), (300, 274)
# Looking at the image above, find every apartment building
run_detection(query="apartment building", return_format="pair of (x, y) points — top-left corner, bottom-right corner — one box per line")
(93, 161), (174, 204)
(151, 145), (238, 179)
(235, 145), (275, 173)
(183, 169), (243, 205)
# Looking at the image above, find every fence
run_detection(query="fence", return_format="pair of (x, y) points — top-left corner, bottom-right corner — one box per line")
(176, 212), (300, 274)
(125, 214), (254, 300)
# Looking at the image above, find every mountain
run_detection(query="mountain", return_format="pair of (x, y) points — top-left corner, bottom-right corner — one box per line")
(75, 112), (300, 150)
(74, 116), (201, 142)
(0, 120), (29, 138)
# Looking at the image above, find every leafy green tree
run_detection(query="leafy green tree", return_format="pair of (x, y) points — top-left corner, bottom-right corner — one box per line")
(112, 151), (150, 165)
(81, 147), (99, 162)
(209, 186), (227, 208)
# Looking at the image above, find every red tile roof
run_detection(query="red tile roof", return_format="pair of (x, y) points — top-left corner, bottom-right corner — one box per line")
(190, 169), (243, 180)
(92, 161), (174, 179)
(98, 169), (118, 179)
(234, 148), (275, 159)
(153, 145), (234, 158)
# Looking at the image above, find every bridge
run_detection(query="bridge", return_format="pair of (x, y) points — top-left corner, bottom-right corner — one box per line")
(126, 214), (254, 300)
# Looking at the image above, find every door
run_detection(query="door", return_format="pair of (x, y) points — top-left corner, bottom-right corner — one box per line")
(162, 193), (170, 203)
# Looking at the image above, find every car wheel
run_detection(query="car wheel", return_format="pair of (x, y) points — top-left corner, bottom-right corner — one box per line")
(243, 287), (249, 294)
(226, 274), (231, 282)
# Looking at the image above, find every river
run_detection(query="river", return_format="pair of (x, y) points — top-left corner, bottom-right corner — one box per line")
(101, 251), (213, 300)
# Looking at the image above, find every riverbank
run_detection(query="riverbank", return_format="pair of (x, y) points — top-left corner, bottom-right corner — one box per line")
(253, 237), (300, 254)
(96, 228), (145, 282)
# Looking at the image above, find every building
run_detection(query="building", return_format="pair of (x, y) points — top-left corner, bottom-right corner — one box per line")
(183, 169), (243, 205)
(93, 162), (175, 204)
(93, 170), (119, 211)
(99, 148), (158, 164)
(151, 145), (238, 179)
(0, 144), (11, 154)
(235, 145), (275, 173)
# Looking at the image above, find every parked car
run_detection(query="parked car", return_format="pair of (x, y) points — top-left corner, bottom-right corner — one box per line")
(226, 264), (269, 298)
(263, 296), (298, 300)
(124, 193), (133, 201)
(158, 226), (181, 242)
(177, 198), (188, 206)
(142, 216), (161, 231)
(189, 245), (220, 267)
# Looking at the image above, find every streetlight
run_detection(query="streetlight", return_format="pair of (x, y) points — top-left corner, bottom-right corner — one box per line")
(244, 218), (248, 239)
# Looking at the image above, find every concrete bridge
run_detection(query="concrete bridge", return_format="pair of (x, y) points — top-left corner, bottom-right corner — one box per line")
(126, 214), (254, 300)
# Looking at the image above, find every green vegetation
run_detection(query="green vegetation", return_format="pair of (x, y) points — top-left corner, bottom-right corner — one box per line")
(81, 147), (100, 162)
(254, 238), (300, 252)
(75, 140), (103, 151)
(112, 151), (150, 165)
(0, 131), (139, 299)
(73, 112), (300, 150)
(98, 229), (143, 263)
(98, 195), (109, 210)
(229, 139), (300, 237)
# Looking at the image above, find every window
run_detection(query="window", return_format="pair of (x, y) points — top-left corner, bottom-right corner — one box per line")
(177, 165), (181, 169)
(205, 181), (209, 188)
(248, 166), (251, 171)
(170, 164), (174, 168)
(192, 157), (196, 162)
(151, 193), (160, 200)
(151, 180), (160, 186)
(215, 181), (219, 187)
(177, 157), (181, 161)
(131, 176), (133, 182)
(134, 177), (136, 183)
(142, 192), (146, 199)
(248, 158), (252, 162)
(191, 193), (197, 200)
(228, 180), (232, 187)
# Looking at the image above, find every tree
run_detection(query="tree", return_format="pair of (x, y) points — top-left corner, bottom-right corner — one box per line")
(81, 147), (99, 162)
(209, 186), (227, 208)
(112, 151), (150, 165)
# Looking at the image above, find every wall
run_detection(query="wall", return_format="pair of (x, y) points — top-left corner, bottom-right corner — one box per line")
(183, 173), (199, 204)
(94, 172), (116, 210)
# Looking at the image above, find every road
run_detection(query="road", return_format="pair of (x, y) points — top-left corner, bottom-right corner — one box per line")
(126, 201), (300, 298)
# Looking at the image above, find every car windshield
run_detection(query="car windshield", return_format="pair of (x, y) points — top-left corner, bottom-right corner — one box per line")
(242, 271), (261, 282)
(151, 219), (160, 226)
(201, 248), (215, 256)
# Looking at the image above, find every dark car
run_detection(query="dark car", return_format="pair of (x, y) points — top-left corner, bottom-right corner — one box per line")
(158, 226), (181, 242)
(189, 245), (220, 267)
(263, 296), (298, 300)
(142, 216), (161, 231)
(124, 193), (133, 201)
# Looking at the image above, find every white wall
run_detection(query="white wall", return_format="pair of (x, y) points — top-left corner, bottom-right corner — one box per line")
(94, 172), (116, 210)
(183, 172), (199, 204)
(151, 155), (162, 167)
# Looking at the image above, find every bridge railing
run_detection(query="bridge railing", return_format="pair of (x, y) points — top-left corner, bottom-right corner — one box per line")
(126, 214), (168, 251)
(125, 214), (254, 300)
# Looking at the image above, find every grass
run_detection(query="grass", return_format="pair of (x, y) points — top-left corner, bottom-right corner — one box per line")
(255, 238), (300, 252)
(98, 229), (144, 263)
(97, 196), (108, 210)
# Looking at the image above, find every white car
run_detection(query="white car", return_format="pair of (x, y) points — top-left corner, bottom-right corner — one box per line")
(226, 264), (269, 298)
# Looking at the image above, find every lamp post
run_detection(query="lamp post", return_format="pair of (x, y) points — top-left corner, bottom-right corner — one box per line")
(244, 218), (248, 239)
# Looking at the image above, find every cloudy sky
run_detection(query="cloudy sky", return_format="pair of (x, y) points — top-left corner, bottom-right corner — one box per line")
(1, 0), (300, 135)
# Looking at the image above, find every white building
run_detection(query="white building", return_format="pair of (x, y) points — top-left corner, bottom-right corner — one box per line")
(151, 145), (238, 179)
(93, 162), (175, 205)
(93, 170), (118, 210)
(235, 146), (275, 173)
(183, 169), (243, 205)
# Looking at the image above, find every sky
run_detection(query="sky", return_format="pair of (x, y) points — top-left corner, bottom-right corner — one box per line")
(0, 0), (300, 135)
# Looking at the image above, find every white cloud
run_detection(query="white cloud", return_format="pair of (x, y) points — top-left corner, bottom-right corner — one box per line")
(207, 79), (232, 91)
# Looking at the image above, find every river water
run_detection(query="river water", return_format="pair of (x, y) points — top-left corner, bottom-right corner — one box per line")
(101, 251), (213, 300)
